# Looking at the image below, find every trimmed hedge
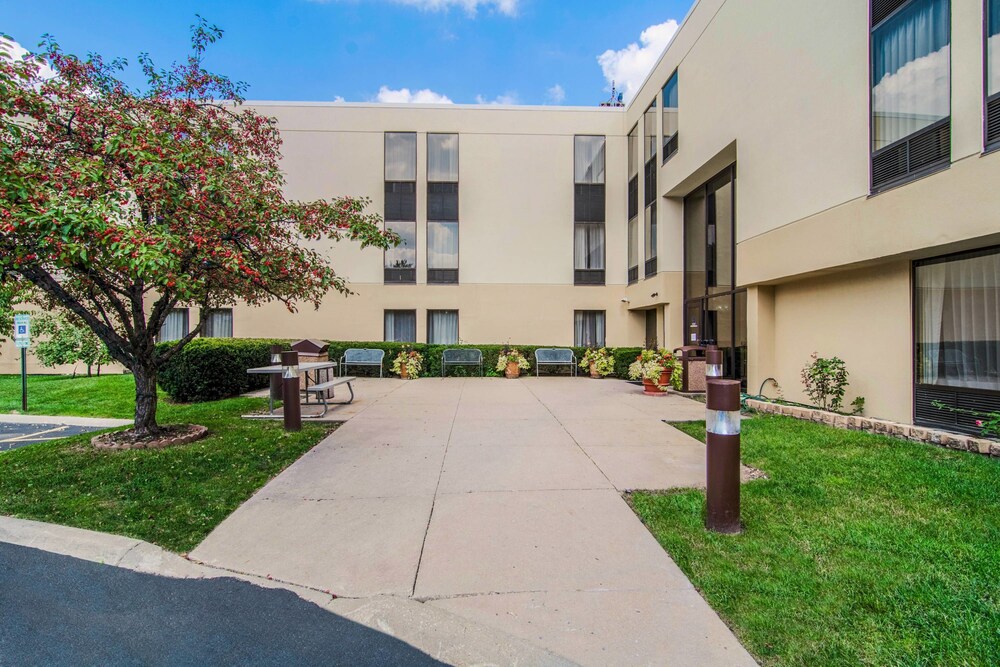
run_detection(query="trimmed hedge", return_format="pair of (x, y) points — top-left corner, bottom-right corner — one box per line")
(157, 338), (646, 403)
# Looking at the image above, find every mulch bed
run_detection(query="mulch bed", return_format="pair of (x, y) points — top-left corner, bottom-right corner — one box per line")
(92, 424), (208, 451)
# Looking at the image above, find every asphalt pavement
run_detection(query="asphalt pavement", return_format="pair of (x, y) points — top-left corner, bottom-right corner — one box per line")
(0, 422), (103, 451)
(0, 542), (444, 666)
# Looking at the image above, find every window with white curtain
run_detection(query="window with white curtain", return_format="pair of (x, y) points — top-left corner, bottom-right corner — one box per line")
(158, 308), (189, 342)
(574, 136), (605, 184)
(428, 221), (459, 269)
(203, 309), (233, 338)
(428, 134), (458, 182)
(915, 248), (1000, 391)
(871, 0), (950, 151)
(385, 132), (417, 181)
(574, 311), (606, 348)
(574, 224), (605, 270)
(384, 310), (417, 343)
(428, 310), (459, 345)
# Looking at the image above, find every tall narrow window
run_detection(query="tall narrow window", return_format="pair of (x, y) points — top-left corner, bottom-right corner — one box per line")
(627, 124), (639, 284)
(203, 308), (233, 338)
(914, 247), (1000, 434)
(574, 135), (606, 285)
(870, 0), (951, 192)
(643, 101), (658, 277)
(384, 310), (417, 342)
(428, 310), (459, 344)
(427, 133), (459, 284)
(662, 71), (679, 161)
(158, 308), (189, 342)
(385, 132), (417, 283)
(987, 0), (1000, 149)
(574, 311), (606, 348)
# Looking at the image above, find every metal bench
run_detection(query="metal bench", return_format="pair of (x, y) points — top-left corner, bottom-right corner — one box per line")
(441, 348), (483, 377)
(340, 348), (385, 377)
(534, 348), (577, 376)
(304, 376), (356, 417)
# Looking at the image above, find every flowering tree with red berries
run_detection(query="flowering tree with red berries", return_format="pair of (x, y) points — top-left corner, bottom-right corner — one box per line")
(0, 23), (397, 438)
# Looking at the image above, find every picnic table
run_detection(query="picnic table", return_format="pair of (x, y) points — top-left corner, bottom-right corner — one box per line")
(247, 361), (340, 417)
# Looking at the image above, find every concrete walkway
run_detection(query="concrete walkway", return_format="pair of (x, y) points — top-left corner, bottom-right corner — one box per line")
(193, 378), (757, 666)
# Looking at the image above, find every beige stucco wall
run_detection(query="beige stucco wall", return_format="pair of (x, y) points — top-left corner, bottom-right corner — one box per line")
(761, 262), (913, 423)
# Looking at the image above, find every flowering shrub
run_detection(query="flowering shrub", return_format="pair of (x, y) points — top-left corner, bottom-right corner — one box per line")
(628, 348), (683, 390)
(931, 401), (1000, 439)
(391, 347), (424, 379)
(496, 347), (530, 373)
(580, 348), (615, 377)
(800, 353), (850, 411)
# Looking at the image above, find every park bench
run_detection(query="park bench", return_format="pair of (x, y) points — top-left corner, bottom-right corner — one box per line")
(340, 348), (386, 377)
(534, 348), (577, 376)
(441, 348), (483, 377)
(304, 376), (356, 417)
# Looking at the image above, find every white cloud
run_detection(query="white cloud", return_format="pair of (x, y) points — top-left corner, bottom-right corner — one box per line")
(475, 91), (518, 105)
(0, 37), (57, 80)
(332, 95), (346, 103)
(597, 20), (679, 104)
(310, 0), (519, 16)
(374, 85), (454, 104)
(546, 83), (565, 105)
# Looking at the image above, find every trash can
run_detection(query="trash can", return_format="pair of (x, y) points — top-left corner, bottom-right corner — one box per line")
(291, 339), (334, 399)
(673, 346), (707, 393)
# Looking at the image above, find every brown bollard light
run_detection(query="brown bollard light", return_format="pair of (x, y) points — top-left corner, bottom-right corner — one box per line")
(269, 344), (284, 404)
(281, 351), (302, 432)
(705, 378), (742, 534)
(705, 347), (724, 379)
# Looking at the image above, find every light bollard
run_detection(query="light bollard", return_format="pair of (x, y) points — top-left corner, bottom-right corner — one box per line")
(269, 344), (284, 405)
(705, 347), (724, 380)
(705, 378), (742, 534)
(281, 350), (302, 432)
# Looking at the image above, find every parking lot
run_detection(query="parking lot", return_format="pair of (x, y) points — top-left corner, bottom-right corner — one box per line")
(0, 422), (106, 451)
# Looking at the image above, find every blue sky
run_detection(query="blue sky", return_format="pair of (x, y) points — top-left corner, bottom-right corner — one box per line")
(2, 0), (693, 106)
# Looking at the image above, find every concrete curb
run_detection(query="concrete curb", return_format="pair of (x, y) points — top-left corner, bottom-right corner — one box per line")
(0, 516), (577, 666)
(0, 414), (131, 428)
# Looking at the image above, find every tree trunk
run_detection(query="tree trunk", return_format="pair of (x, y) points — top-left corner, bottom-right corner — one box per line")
(86, 364), (92, 377)
(132, 364), (160, 437)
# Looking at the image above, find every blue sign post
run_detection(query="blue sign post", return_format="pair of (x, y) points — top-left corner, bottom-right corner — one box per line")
(13, 314), (30, 412)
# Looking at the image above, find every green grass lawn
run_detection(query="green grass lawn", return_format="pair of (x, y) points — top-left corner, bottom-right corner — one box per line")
(0, 374), (333, 552)
(630, 416), (1000, 667)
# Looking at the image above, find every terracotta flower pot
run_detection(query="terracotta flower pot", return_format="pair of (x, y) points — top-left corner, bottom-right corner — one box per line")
(589, 362), (600, 379)
(642, 369), (672, 395)
(400, 365), (409, 379)
(505, 361), (521, 379)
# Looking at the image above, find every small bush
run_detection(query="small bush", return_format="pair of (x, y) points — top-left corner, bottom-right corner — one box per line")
(157, 338), (288, 402)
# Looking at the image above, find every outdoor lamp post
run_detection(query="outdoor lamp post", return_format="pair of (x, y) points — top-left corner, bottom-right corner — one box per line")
(705, 378), (742, 534)
(280, 350), (302, 432)
(705, 347), (724, 379)
(269, 344), (284, 405)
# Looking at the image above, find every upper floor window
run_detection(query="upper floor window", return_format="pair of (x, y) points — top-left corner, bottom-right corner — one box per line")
(574, 135), (605, 184)
(870, 0), (951, 191)
(574, 136), (606, 285)
(627, 124), (639, 221)
(643, 100), (657, 163)
(385, 132), (417, 181)
(662, 71), (679, 161)
(428, 133), (458, 182)
(427, 134), (460, 284)
(986, 0), (1000, 149)
(385, 132), (417, 283)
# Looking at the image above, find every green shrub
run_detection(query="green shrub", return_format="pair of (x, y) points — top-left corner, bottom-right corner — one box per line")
(157, 338), (288, 402)
(612, 347), (644, 378)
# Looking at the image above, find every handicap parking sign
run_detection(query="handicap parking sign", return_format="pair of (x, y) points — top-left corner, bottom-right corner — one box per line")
(13, 313), (30, 345)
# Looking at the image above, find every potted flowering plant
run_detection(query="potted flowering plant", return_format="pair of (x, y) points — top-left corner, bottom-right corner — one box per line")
(628, 348), (683, 394)
(391, 346), (423, 379)
(580, 348), (614, 379)
(496, 346), (530, 379)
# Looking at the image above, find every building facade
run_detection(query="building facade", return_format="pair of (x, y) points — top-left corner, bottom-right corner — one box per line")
(4, 0), (999, 436)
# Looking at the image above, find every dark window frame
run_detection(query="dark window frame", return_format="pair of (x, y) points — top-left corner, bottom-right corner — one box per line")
(911, 245), (1000, 434)
(427, 309), (460, 345)
(985, 0), (1000, 152)
(869, 0), (952, 194)
(385, 131), (418, 284)
(682, 164), (746, 385)
(384, 309), (417, 343)
(662, 70), (679, 164)
(574, 135), (606, 285)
